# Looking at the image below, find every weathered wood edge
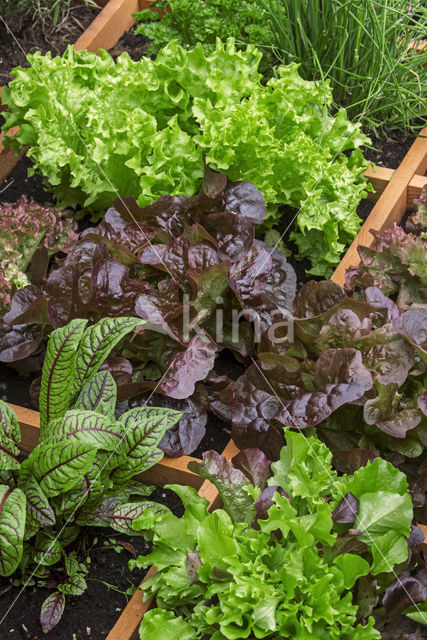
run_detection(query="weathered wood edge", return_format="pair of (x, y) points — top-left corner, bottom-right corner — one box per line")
(74, 0), (152, 54)
(105, 439), (239, 640)
(365, 165), (426, 208)
(332, 127), (427, 286)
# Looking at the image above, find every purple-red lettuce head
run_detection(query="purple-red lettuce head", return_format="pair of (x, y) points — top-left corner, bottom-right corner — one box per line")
(0, 197), (77, 309)
(230, 278), (427, 494)
(0, 172), (296, 456)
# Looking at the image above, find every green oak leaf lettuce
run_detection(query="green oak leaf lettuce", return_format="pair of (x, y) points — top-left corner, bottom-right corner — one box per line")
(134, 430), (419, 639)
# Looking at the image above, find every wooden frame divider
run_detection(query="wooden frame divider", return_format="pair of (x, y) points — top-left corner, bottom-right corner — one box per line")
(332, 127), (427, 285)
(1, 3), (427, 637)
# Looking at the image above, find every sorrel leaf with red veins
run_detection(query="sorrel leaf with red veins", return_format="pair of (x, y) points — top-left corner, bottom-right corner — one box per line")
(0, 485), (26, 576)
(71, 317), (146, 396)
(39, 319), (88, 430)
(41, 410), (124, 451)
(0, 319), (181, 631)
(74, 370), (117, 417)
(40, 592), (65, 633)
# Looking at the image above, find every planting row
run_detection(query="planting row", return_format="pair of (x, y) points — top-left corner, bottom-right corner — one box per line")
(0, 179), (426, 637)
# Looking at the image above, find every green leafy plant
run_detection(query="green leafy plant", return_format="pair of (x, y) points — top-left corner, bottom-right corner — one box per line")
(1, 39), (370, 275)
(131, 430), (425, 639)
(133, 0), (279, 74)
(229, 192), (427, 500)
(0, 316), (181, 632)
(260, 0), (427, 132)
(0, 197), (76, 310)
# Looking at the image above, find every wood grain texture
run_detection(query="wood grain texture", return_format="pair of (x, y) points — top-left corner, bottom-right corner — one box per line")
(105, 440), (238, 640)
(332, 128), (427, 285)
(138, 454), (202, 489)
(365, 166), (427, 208)
(408, 174), (427, 208)
(74, 0), (153, 53)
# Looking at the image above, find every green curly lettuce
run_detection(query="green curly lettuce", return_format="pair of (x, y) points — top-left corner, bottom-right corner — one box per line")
(2, 39), (369, 275)
(131, 430), (417, 639)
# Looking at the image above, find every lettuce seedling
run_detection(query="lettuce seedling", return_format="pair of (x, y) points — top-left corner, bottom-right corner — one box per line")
(0, 316), (181, 632)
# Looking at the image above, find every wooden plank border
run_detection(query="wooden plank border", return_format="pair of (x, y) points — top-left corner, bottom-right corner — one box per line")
(74, 0), (150, 54)
(365, 165), (427, 209)
(332, 127), (427, 286)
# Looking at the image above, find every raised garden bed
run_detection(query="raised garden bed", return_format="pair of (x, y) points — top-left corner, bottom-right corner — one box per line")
(5, 402), (426, 640)
(0, 0), (155, 182)
(0, 402), (237, 639)
(0, 3), (426, 637)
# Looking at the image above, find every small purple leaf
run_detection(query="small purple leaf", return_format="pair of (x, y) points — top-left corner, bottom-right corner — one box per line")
(231, 448), (271, 489)
(216, 180), (266, 225)
(40, 592), (65, 632)
(186, 551), (202, 584)
(160, 334), (217, 400)
(254, 485), (290, 521)
(332, 492), (360, 523)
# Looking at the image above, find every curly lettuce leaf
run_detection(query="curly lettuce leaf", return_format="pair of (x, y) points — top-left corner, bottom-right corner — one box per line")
(3, 40), (368, 275)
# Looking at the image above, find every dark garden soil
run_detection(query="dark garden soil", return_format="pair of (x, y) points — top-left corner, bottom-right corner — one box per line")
(108, 28), (150, 61)
(362, 129), (415, 169)
(0, 4), (100, 85)
(0, 488), (184, 640)
(0, 157), (54, 205)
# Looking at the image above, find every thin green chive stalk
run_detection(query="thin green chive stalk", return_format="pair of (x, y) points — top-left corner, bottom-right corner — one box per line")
(259, 0), (427, 133)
